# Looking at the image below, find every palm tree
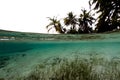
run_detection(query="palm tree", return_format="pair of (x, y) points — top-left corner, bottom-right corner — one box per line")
(46, 17), (64, 33)
(78, 9), (95, 33)
(90, 0), (120, 32)
(64, 12), (78, 34)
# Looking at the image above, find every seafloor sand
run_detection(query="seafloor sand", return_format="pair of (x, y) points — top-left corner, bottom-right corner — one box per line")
(0, 40), (120, 80)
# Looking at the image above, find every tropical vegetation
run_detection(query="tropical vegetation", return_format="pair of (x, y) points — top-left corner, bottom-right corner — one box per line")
(64, 12), (78, 34)
(78, 9), (95, 33)
(46, 17), (64, 33)
(90, 0), (120, 32)
(46, 0), (120, 34)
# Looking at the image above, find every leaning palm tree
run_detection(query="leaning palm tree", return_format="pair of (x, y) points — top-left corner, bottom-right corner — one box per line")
(78, 9), (95, 33)
(46, 17), (64, 33)
(64, 12), (77, 34)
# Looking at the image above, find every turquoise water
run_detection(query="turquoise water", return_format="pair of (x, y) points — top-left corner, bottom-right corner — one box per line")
(0, 41), (33, 54)
(0, 41), (120, 79)
(0, 41), (120, 50)
(0, 41), (120, 56)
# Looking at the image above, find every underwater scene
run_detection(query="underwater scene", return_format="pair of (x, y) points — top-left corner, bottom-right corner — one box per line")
(0, 40), (120, 80)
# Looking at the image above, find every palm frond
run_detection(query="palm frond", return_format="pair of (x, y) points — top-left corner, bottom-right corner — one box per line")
(48, 27), (53, 32)
(46, 22), (54, 28)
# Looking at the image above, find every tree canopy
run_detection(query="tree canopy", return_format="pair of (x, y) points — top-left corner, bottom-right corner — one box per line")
(78, 9), (95, 33)
(46, 0), (120, 34)
(46, 17), (64, 33)
(90, 0), (120, 32)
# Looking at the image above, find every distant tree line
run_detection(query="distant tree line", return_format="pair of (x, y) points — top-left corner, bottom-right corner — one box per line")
(46, 0), (120, 34)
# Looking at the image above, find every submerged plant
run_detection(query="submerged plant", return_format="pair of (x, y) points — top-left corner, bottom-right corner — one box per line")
(20, 55), (120, 80)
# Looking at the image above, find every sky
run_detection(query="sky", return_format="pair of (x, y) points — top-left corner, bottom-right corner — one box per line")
(0, 0), (90, 33)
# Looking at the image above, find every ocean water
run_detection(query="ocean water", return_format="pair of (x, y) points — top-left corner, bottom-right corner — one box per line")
(1, 41), (120, 55)
(0, 40), (120, 79)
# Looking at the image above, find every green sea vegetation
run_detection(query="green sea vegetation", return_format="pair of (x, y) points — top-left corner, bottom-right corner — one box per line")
(17, 54), (120, 80)
(0, 56), (10, 68)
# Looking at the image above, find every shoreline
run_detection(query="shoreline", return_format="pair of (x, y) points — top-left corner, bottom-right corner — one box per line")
(0, 29), (120, 42)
